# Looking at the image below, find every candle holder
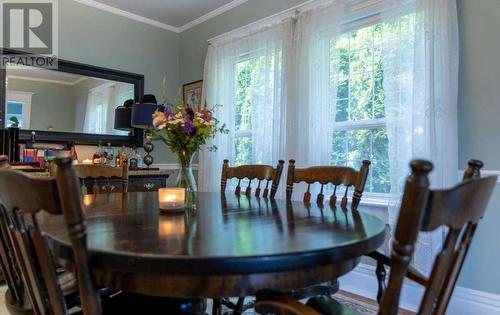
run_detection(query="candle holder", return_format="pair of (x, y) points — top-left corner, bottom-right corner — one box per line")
(158, 188), (186, 214)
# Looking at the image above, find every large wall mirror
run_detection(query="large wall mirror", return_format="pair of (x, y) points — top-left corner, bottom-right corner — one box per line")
(0, 49), (144, 146)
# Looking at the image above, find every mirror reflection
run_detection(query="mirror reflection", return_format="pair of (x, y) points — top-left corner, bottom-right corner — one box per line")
(5, 65), (134, 135)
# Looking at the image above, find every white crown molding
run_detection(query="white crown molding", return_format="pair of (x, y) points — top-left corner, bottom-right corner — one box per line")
(72, 0), (249, 34)
(6, 90), (35, 96)
(72, 77), (88, 85)
(72, 0), (180, 33)
(178, 0), (249, 32)
(341, 263), (500, 314)
(7, 75), (79, 86)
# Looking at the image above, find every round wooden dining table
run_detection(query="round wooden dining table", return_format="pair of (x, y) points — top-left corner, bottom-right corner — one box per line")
(39, 192), (386, 299)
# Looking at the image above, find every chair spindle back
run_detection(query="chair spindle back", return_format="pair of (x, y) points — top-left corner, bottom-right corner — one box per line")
(286, 159), (370, 210)
(221, 160), (285, 199)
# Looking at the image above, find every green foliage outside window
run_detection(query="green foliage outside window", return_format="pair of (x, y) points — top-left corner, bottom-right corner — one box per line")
(232, 20), (406, 194)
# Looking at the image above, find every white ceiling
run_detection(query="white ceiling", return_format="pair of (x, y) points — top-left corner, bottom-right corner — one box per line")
(76, 0), (247, 32)
(6, 67), (90, 85)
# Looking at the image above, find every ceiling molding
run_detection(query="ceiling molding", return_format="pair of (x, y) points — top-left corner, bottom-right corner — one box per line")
(72, 0), (180, 33)
(7, 75), (84, 86)
(72, 77), (89, 85)
(178, 0), (249, 32)
(72, 0), (248, 33)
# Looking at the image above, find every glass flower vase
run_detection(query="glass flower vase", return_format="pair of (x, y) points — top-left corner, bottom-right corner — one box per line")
(176, 150), (197, 211)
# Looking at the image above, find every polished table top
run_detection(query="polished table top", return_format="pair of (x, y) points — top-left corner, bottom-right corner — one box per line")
(39, 192), (386, 297)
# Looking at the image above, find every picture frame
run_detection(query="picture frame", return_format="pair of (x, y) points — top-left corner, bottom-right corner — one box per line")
(182, 80), (203, 108)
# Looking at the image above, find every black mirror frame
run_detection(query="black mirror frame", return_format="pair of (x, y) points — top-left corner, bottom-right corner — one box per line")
(0, 48), (144, 147)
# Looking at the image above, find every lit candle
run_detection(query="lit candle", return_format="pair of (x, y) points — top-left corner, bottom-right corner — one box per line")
(82, 159), (93, 165)
(158, 188), (186, 213)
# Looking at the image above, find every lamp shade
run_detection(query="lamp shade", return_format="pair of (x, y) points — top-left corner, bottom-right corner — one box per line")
(114, 99), (134, 131)
(131, 103), (164, 129)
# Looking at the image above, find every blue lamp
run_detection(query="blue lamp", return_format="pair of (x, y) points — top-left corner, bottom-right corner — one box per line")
(114, 99), (134, 131)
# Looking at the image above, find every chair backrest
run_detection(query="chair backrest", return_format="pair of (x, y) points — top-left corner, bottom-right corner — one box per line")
(0, 155), (27, 310)
(0, 156), (102, 315)
(73, 161), (129, 194)
(380, 159), (497, 315)
(221, 159), (285, 199)
(285, 159), (370, 209)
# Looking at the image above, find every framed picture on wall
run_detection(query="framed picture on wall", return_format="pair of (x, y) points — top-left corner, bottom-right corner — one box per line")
(183, 80), (203, 108)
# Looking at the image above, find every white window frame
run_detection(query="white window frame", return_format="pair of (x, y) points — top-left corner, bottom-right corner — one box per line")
(6, 90), (34, 129)
(331, 19), (391, 202)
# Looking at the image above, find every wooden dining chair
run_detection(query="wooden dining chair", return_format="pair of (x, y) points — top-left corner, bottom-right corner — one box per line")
(221, 159), (285, 198)
(286, 159), (370, 210)
(255, 159), (497, 315)
(369, 159), (487, 303)
(0, 156), (102, 315)
(0, 155), (35, 314)
(73, 161), (129, 194)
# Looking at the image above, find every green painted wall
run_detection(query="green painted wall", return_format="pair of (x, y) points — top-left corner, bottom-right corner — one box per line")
(7, 78), (75, 132)
(58, 0), (181, 163)
(456, 0), (500, 295)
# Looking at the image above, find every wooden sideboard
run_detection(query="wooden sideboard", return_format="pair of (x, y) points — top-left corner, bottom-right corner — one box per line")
(81, 169), (175, 194)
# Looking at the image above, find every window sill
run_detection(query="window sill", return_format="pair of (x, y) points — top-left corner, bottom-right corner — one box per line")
(359, 193), (390, 208)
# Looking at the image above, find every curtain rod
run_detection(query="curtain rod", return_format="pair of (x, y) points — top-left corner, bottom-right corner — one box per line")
(207, 0), (331, 45)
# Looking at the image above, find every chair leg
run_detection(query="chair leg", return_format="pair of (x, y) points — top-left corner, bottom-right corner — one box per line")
(375, 261), (386, 304)
(212, 298), (222, 315)
(330, 278), (340, 295)
(233, 297), (245, 315)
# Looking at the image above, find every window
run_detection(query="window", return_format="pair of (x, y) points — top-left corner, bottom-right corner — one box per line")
(234, 59), (253, 166)
(83, 82), (133, 135)
(234, 50), (281, 166)
(6, 91), (33, 128)
(329, 22), (390, 194)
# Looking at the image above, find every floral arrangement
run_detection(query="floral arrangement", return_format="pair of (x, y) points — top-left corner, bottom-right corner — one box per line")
(151, 104), (228, 156)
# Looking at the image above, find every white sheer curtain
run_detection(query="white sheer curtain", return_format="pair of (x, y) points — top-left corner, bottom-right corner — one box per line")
(83, 82), (132, 135)
(381, 0), (459, 274)
(199, 21), (292, 192)
(283, 3), (346, 200)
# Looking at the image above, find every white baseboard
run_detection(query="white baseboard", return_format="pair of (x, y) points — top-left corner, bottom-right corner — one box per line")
(340, 263), (500, 314)
(152, 163), (199, 170)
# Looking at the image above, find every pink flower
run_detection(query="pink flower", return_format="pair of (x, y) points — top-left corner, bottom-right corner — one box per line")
(152, 111), (167, 129)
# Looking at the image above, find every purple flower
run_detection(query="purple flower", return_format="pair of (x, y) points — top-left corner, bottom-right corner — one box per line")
(183, 118), (195, 135)
(185, 107), (195, 121)
(164, 105), (174, 118)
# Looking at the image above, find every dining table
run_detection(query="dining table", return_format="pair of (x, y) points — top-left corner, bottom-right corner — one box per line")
(39, 191), (386, 311)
